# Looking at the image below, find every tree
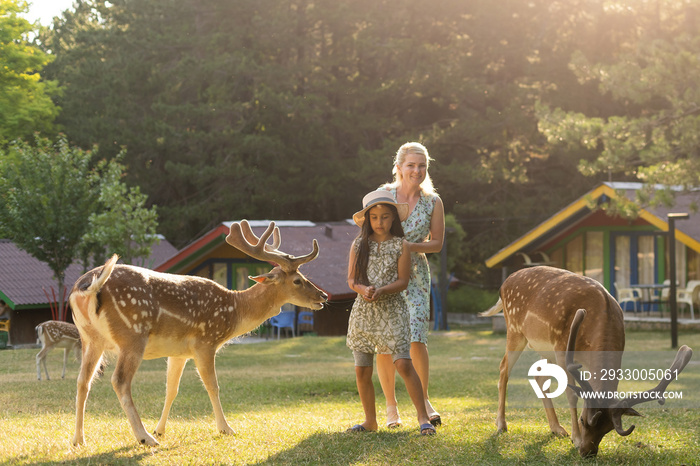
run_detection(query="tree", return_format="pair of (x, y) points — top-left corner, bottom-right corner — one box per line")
(0, 135), (158, 319)
(0, 0), (59, 144)
(80, 153), (159, 267)
(0, 136), (98, 320)
(536, 0), (700, 212)
(42, 0), (699, 284)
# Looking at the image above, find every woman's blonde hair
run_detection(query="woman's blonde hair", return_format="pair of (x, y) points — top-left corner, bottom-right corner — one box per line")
(382, 142), (436, 194)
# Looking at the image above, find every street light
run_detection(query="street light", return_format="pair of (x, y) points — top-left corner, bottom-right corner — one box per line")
(668, 212), (689, 349)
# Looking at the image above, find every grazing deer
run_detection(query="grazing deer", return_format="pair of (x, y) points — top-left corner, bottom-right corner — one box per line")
(36, 320), (82, 380)
(481, 266), (693, 457)
(69, 220), (327, 446)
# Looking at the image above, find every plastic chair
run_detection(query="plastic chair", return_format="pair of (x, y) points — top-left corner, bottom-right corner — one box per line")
(0, 319), (9, 347)
(676, 280), (700, 320)
(614, 282), (641, 314)
(297, 311), (314, 334)
(269, 310), (296, 339)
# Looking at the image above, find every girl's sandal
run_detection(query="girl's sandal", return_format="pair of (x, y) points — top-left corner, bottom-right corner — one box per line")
(386, 405), (402, 428)
(420, 423), (437, 436)
(346, 424), (375, 433)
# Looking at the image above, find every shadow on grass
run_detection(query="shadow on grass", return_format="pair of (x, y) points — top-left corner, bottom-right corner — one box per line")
(7, 446), (152, 466)
(480, 428), (578, 464)
(248, 429), (441, 465)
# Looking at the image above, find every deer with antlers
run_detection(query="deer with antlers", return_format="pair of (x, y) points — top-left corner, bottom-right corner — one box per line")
(36, 320), (82, 380)
(69, 220), (327, 446)
(481, 266), (692, 457)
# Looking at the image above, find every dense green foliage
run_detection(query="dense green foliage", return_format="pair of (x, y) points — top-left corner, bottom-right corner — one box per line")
(13, 0), (698, 284)
(538, 0), (700, 212)
(0, 136), (158, 317)
(0, 0), (59, 144)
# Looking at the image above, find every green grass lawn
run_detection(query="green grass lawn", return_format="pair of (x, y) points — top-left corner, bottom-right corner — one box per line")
(1, 326), (699, 465)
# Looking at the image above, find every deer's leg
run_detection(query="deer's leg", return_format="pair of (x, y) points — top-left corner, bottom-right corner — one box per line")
(62, 348), (69, 379)
(496, 334), (527, 433)
(534, 374), (568, 437)
(194, 349), (234, 435)
(72, 343), (104, 446)
(36, 347), (50, 380)
(556, 351), (582, 446)
(111, 348), (159, 446)
(154, 357), (188, 437)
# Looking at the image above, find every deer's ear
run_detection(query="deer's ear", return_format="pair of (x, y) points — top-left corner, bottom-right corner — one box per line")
(249, 273), (279, 284)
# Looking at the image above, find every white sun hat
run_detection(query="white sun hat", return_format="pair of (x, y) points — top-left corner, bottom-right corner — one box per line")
(352, 190), (409, 226)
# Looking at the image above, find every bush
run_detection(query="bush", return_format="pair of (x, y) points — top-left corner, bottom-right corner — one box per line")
(446, 284), (500, 314)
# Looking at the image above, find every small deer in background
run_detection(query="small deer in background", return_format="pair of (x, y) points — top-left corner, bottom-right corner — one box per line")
(70, 220), (327, 447)
(481, 266), (692, 457)
(36, 320), (82, 380)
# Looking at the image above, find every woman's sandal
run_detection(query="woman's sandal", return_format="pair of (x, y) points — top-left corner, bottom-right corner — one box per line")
(426, 400), (441, 427)
(386, 405), (402, 428)
(420, 423), (437, 436)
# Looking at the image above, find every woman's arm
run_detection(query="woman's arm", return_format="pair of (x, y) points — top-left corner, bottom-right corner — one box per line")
(406, 196), (445, 254)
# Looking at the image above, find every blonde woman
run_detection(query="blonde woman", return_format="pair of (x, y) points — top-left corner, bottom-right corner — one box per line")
(376, 142), (445, 428)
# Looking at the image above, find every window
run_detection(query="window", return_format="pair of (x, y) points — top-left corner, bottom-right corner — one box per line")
(585, 231), (604, 284)
(637, 236), (655, 284)
(566, 235), (583, 275)
(213, 263), (227, 287)
(236, 267), (250, 290)
(688, 248), (700, 282)
(615, 236), (631, 288)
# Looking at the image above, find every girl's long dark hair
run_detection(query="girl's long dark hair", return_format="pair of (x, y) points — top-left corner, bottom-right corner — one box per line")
(353, 203), (405, 286)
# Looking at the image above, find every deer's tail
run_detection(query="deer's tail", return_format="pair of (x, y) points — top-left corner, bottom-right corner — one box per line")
(70, 255), (119, 323)
(36, 324), (43, 346)
(479, 297), (504, 317)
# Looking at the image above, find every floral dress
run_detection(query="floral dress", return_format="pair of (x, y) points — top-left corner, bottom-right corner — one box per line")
(385, 187), (438, 344)
(346, 236), (411, 356)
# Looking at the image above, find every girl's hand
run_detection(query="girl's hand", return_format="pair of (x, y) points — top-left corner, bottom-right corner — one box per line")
(363, 286), (376, 301)
(370, 287), (385, 301)
(364, 287), (385, 302)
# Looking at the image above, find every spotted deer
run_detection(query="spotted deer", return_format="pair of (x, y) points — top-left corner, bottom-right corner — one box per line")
(36, 320), (81, 380)
(481, 266), (693, 457)
(69, 220), (327, 446)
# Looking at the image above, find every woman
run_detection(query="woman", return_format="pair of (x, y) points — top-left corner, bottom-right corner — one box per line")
(376, 142), (445, 428)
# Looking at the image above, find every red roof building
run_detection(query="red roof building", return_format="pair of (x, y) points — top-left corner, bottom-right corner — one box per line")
(0, 237), (178, 346)
(156, 220), (359, 336)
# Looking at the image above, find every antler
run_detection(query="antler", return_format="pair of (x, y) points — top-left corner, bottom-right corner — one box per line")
(607, 345), (693, 436)
(612, 345), (693, 410)
(225, 220), (319, 272)
(566, 309), (595, 397)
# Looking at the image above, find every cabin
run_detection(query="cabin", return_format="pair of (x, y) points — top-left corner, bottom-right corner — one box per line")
(155, 220), (359, 337)
(0, 220), (360, 347)
(485, 182), (700, 317)
(0, 237), (178, 346)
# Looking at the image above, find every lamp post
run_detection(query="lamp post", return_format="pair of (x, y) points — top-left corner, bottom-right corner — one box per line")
(667, 213), (689, 349)
(439, 230), (449, 331)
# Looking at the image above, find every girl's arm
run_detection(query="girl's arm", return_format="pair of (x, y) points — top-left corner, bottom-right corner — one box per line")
(406, 196), (445, 254)
(347, 242), (373, 299)
(370, 240), (411, 300)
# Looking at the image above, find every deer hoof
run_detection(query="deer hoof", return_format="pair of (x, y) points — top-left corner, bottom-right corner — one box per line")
(219, 426), (236, 436)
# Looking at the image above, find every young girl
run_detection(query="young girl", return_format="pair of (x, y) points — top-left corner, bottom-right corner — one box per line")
(345, 190), (436, 435)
